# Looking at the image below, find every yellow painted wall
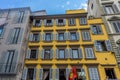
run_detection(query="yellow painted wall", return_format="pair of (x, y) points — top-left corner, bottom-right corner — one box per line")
(24, 10), (120, 80)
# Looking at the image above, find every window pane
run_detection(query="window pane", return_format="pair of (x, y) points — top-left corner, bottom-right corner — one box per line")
(71, 32), (77, 40)
(45, 33), (51, 41)
(33, 34), (39, 41)
(58, 33), (64, 40)
(44, 49), (50, 59)
(12, 28), (20, 44)
(30, 49), (37, 59)
(59, 49), (65, 59)
(0, 26), (3, 36)
(72, 49), (78, 58)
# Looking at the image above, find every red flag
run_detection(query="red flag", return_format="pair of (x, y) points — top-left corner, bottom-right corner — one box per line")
(72, 66), (77, 79)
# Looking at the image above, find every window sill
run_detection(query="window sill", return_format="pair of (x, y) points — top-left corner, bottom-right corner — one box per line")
(56, 58), (68, 60)
(56, 40), (66, 42)
(33, 26), (41, 27)
(92, 33), (104, 35)
(57, 25), (66, 26)
(29, 41), (40, 42)
(44, 25), (53, 27)
(102, 13), (120, 16)
(80, 24), (88, 26)
(43, 40), (53, 42)
(68, 24), (76, 26)
(96, 51), (111, 53)
(41, 58), (53, 60)
(82, 40), (91, 42)
(70, 58), (82, 60)
(69, 40), (79, 41)
(26, 58), (38, 60)
(85, 58), (97, 60)
(108, 33), (120, 35)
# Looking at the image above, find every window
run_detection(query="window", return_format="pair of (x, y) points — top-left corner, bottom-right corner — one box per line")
(68, 18), (76, 26)
(29, 33), (40, 42)
(59, 49), (65, 59)
(44, 19), (53, 26)
(11, 28), (21, 44)
(45, 33), (51, 41)
(91, 4), (93, 10)
(56, 48), (68, 59)
(0, 25), (4, 38)
(118, 46), (120, 55)
(85, 47), (95, 59)
(44, 49), (50, 59)
(68, 32), (79, 41)
(27, 68), (36, 80)
(111, 21), (120, 33)
(58, 33), (64, 40)
(56, 19), (66, 26)
(26, 48), (38, 59)
(41, 49), (53, 59)
(82, 31), (91, 41)
(56, 32), (67, 41)
(91, 25), (102, 34)
(80, 17), (87, 25)
(94, 40), (112, 51)
(88, 67), (99, 80)
(70, 48), (83, 59)
(33, 19), (41, 27)
(18, 11), (24, 23)
(105, 68), (116, 79)
(103, 4), (119, 14)
(0, 50), (18, 74)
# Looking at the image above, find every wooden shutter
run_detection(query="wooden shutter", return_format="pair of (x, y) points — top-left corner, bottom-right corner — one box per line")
(64, 32), (68, 40)
(18, 28), (24, 43)
(49, 68), (53, 80)
(86, 32), (90, 40)
(56, 48), (59, 59)
(39, 68), (43, 80)
(33, 68), (36, 80)
(55, 68), (59, 80)
(78, 48), (83, 58)
(37, 33), (40, 41)
(82, 32), (86, 40)
(56, 32), (58, 40)
(69, 48), (72, 59)
(50, 49), (53, 59)
(94, 41), (100, 51)
(68, 32), (71, 40)
(44, 19), (47, 26)
(51, 19), (54, 26)
(29, 33), (33, 41)
(76, 32), (80, 40)
(11, 50), (19, 73)
(33, 19), (36, 26)
(42, 33), (45, 41)
(41, 49), (44, 59)
(63, 19), (66, 25)
(65, 49), (69, 58)
(51, 32), (54, 41)
(26, 49), (31, 59)
(90, 25), (95, 34)
(105, 40), (112, 51)
(36, 49), (39, 59)
(97, 25), (102, 34)
(21, 68), (28, 80)
(66, 68), (71, 80)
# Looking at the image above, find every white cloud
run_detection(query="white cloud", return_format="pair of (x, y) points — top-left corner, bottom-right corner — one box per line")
(66, 1), (70, 5)
(81, 3), (87, 10)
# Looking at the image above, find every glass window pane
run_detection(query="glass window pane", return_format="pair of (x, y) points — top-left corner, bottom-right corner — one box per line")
(59, 49), (65, 59)
(44, 49), (50, 59)
(72, 49), (78, 58)
(71, 32), (77, 40)
(45, 33), (51, 41)
(59, 33), (64, 40)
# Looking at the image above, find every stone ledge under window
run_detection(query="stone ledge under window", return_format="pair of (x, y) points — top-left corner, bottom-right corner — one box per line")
(85, 58), (97, 60)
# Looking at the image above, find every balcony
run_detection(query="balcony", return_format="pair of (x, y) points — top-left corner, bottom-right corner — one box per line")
(0, 63), (22, 75)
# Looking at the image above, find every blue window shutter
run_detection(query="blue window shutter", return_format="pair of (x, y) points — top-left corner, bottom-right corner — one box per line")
(39, 68), (43, 80)
(90, 25), (95, 34)
(33, 68), (36, 80)
(65, 49), (69, 59)
(94, 41), (100, 51)
(52, 19), (54, 26)
(66, 68), (71, 80)
(85, 48), (90, 58)
(44, 19), (47, 26)
(68, 32), (71, 40)
(90, 48), (94, 58)
(21, 68), (28, 80)
(86, 32), (90, 40)
(76, 32), (80, 40)
(42, 33), (45, 41)
(36, 49), (39, 59)
(0, 51), (8, 73)
(82, 32), (85, 40)
(63, 19), (66, 25)
(33, 19), (36, 26)
(97, 25), (102, 34)
(50, 49), (53, 59)
(41, 49), (44, 59)
(78, 48), (82, 58)
(105, 40), (112, 51)
(64, 32), (68, 40)
(37, 33), (40, 41)
(26, 49), (31, 59)
(11, 50), (18, 73)
(51, 32), (54, 41)
(56, 48), (59, 59)
(69, 48), (72, 59)
(18, 28), (24, 43)
(29, 33), (33, 41)
(55, 68), (59, 80)
(56, 32), (58, 40)
(49, 68), (53, 80)
(56, 19), (58, 26)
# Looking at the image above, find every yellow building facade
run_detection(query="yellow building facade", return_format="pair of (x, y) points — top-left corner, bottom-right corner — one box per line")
(22, 9), (120, 80)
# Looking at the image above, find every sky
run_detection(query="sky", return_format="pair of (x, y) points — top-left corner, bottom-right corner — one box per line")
(0, 0), (88, 14)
